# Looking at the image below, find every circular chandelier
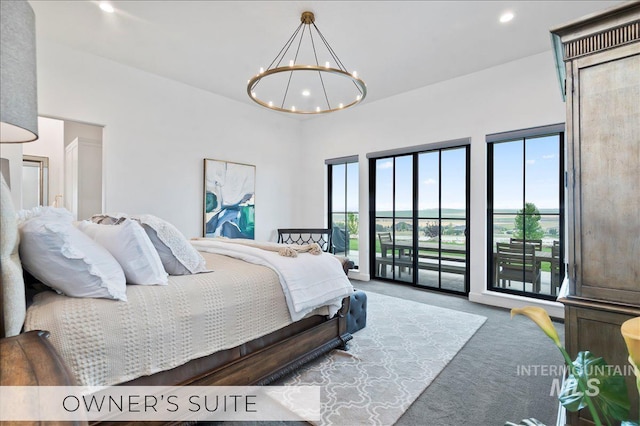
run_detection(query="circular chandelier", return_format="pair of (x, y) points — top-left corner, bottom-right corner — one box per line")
(247, 11), (367, 114)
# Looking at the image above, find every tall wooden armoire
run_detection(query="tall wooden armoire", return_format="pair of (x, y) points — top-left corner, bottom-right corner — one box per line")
(551, 3), (640, 425)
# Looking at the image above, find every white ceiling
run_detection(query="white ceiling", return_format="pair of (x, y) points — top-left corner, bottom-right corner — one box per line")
(29, 1), (622, 110)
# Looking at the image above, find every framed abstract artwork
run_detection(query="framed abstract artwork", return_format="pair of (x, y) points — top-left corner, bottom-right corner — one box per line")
(203, 159), (255, 239)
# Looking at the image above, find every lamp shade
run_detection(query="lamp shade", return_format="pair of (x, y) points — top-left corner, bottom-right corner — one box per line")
(0, 0), (38, 143)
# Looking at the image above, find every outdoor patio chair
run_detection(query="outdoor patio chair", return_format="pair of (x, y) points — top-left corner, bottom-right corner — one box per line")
(496, 242), (541, 293)
(509, 238), (543, 251)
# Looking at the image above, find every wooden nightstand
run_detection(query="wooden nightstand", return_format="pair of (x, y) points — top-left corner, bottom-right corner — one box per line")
(0, 330), (86, 425)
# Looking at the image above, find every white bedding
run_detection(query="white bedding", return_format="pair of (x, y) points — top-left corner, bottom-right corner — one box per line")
(24, 252), (332, 387)
(190, 238), (354, 321)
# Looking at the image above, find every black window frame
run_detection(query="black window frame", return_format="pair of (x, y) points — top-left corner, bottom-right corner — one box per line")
(326, 155), (359, 267)
(486, 123), (565, 301)
(367, 140), (470, 296)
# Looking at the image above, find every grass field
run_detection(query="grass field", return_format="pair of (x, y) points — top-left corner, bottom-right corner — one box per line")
(345, 208), (559, 273)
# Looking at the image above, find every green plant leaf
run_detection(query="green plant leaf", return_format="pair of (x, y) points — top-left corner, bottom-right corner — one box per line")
(504, 419), (546, 426)
(559, 351), (631, 422)
(560, 374), (587, 411)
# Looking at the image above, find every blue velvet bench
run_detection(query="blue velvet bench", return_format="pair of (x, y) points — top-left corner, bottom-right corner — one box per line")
(347, 290), (367, 334)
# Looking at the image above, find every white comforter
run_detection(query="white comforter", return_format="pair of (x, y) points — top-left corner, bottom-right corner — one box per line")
(25, 252), (337, 387)
(191, 239), (354, 321)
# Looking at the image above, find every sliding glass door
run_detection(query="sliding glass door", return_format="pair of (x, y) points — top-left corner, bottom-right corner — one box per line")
(370, 144), (469, 294)
(417, 149), (468, 292)
(372, 155), (414, 283)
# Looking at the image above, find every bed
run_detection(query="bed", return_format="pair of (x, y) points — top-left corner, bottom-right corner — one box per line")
(0, 176), (354, 405)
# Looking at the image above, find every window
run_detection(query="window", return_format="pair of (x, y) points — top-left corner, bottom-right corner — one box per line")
(327, 156), (359, 268)
(487, 124), (565, 300)
(368, 141), (470, 295)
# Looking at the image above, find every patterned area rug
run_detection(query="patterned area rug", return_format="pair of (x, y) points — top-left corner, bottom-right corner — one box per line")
(278, 291), (487, 426)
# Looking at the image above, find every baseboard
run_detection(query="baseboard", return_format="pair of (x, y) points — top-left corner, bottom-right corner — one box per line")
(468, 290), (565, 320)
(348, 271), (370, 281)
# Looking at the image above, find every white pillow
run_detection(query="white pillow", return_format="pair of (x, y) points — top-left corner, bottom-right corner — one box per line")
(77, 219), (168, 285)
(18, 208), (127, 301)
(136, 214), (208, 275)
(18, 205), (74, 224)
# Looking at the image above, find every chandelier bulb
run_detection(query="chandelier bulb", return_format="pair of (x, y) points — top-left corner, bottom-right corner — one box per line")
(289, 60), (294, 67)
(338, 103), (344, 109)
(352, 71), (358, 78)
(291, 106), (296, 112)
(325, 62), (330, 68)
(259, 67), (264, 74)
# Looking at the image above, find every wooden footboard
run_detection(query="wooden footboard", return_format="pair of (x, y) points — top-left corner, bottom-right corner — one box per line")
(0, 296), (351, 426)
(192, 300), (352, 386)
(89, 296), (352, 426)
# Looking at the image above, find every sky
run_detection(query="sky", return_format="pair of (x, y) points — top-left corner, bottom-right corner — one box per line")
(375, 147), (468, 212)
(492, 135), (560, 211)
(332, 135), (560, 215)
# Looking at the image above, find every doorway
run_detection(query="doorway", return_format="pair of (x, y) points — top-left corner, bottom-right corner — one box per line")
(22, 116), (104, 218)
(22, 155), (49, 209)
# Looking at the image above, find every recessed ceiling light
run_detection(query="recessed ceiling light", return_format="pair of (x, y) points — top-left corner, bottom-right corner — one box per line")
(302, 90), (310, 97)
(99, 2), (115, 13)
(500, 12), (514, 23)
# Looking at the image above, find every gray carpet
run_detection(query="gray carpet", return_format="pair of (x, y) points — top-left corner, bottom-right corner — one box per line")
(216, 281), (564, 426)
(356, 280), (565, 426)
(276, 291), (486, 425)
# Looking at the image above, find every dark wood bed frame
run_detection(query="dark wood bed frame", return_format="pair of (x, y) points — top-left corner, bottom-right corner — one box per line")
(0, 198), (353, 424)
(124, 296), (352, 387)
(1, 294), (352, 426)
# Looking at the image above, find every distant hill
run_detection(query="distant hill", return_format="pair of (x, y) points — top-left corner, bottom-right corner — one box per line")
(376, 209), (466, 218)
(493, 208), (559, 214)
(371, 208), (558, 217)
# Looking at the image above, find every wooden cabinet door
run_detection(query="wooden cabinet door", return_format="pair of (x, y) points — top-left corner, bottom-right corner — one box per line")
(568, 42), (640, 305)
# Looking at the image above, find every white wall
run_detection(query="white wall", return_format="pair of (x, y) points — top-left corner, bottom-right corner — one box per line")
(34, 37), (566, 316)
(297, 51), (566, 317)
(23, 116), (65, 206)
(36, 40), (304, 240)
(64, 121), (103, 147)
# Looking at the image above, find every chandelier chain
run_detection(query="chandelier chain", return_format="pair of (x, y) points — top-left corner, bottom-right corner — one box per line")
(309, 26), (331, 110)
(269, 22), (303, 70)
(314, 23), (364, 95)
(313, 23), (347, 71)
(281, 21), (307, 108)
(252, 22), (303, 94)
